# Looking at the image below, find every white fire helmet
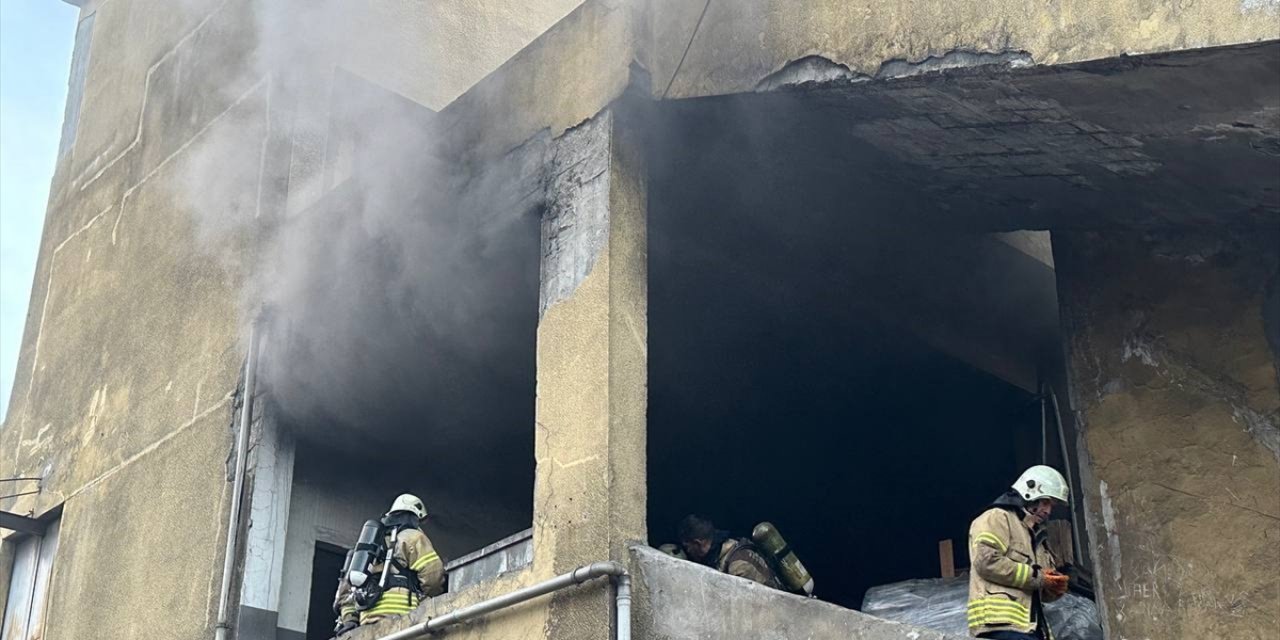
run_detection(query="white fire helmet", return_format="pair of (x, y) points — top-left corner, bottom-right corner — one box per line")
(1013, 465), (1070, 505)
(387, 493), (428, 520)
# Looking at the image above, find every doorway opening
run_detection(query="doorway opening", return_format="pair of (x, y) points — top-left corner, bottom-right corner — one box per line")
(305, 542), (347, 640)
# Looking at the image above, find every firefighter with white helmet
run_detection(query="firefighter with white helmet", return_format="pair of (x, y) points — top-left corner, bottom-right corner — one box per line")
(340, 493), (446, 629)
(967, 466), (1072, 639)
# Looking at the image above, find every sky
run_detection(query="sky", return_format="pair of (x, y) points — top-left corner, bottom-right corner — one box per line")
(0, 0), (79, 421)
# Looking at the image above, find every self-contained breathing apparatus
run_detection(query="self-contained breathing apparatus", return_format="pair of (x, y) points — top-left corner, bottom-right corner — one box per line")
(347, 512), (426, 611)
(751, 522), (815, 596)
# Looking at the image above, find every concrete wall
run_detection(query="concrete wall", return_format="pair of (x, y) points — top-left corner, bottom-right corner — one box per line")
(645, 0), (1280, 100)
(0, 1), (613, 639)
(6, 1), (1275, 639)
(1057, 228), (1280, 640)
(0, 1), (260, 638)
(632, 546), (963, 640)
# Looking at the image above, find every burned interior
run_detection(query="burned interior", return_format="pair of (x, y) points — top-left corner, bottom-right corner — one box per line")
(646, 97), (1075, 610)
(646, 41), (1278, 616)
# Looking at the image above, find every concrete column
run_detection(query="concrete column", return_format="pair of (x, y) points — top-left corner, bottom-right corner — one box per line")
(534, 107), (648, 639)
(238, 407), (296, 639)
(1056, 228), (1279, 640)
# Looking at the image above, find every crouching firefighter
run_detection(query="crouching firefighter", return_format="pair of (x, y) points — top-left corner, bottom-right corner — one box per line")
(347, 494), (446, 626)
(968, 465), (1072, 640)
(678, 514), (815, 595)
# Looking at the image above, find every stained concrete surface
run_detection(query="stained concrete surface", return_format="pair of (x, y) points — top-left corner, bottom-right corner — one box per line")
(633, 546), (965, 640)
(6, 1), (1278, 639)
(648, 41), (1280, 233)
(646, 0), (1279, 100)
(1058, 229), (1280, 639)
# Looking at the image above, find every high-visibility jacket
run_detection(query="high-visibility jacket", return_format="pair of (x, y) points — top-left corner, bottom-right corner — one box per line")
(713, 538), (784, 590)
(360, 528), (446, 624)
(967, 492), (1064, 637)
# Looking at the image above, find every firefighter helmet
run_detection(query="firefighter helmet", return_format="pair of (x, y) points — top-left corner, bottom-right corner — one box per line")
(1013, 465), (1070, 504)
(386, 493), (428, 519)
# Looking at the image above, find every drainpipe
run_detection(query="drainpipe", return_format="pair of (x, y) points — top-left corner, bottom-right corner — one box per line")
(214, 323), (260, 640)
(373, 561), (630, 640)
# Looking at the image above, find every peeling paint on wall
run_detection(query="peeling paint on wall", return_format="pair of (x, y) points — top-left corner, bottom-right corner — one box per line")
(755, 56), (868, 91)
(876, 50), (1034, 79)
(540, 113), (613, 315)
(1098, 480), (1123, 586)
(1240, 0), (1280, 11)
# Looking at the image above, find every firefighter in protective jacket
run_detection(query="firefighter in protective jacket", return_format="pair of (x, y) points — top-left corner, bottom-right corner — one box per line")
(359, 494), (446, 625)
(968, 465), (1071, 640)
(678, 514), (784, 590)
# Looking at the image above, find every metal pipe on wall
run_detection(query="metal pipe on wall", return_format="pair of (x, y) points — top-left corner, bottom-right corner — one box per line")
(1040, 383), (1049, 464)
(373, 561), (630, 640)
(214, 323), (260, 640)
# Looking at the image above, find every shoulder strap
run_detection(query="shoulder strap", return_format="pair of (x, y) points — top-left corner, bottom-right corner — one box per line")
(385, 526), (424, 595)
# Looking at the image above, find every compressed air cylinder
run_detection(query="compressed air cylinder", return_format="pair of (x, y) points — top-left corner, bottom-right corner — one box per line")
(347, 519), (383, 588)
(752, 522), (815, 596)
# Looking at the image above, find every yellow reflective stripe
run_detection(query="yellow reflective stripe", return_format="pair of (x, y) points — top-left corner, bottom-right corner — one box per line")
(1014, 563), (1028, 588)
(968, 598), (1030, 614)
(968, 603), (1030, 616)
(363, 591), (415, 616)
(410, 551), (440, 572)
(361, 600), (415, 619)
(969, 613), (1031, 627)
(967, 601), (1032, 626)
(365, 605), (413, 615)
(972, 532), (1007, 552)
(969, 613), (1028, 622)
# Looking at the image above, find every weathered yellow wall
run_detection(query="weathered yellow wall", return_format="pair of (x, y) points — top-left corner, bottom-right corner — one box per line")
(645, 0), (1280, 99)
(7, 0), (1277, 638)
(0, 1), (601, 639)
(1, 1), (262, 638)
(1058, 229), (1280, 640)
(336, 0), (587, 110)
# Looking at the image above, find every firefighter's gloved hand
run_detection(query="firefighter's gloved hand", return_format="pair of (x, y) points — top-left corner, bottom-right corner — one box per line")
(1042, 569), (1069, 597)
(334, 620), (359, 637)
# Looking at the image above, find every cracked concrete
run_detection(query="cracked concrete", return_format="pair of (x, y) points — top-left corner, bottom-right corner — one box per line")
(1058, 228), (1280, 640)
(876, 50), (1034, 79)
(634, 546), (965, 639)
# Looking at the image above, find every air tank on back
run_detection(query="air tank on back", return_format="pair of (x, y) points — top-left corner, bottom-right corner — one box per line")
(752, 521), (815, 596)
(347, 519), (383, 587)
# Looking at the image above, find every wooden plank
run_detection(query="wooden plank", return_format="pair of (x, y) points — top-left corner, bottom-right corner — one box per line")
(939, 539), (956, 578)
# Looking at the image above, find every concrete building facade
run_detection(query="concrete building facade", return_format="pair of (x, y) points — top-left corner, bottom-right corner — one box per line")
(2, 1), (1277, 640)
